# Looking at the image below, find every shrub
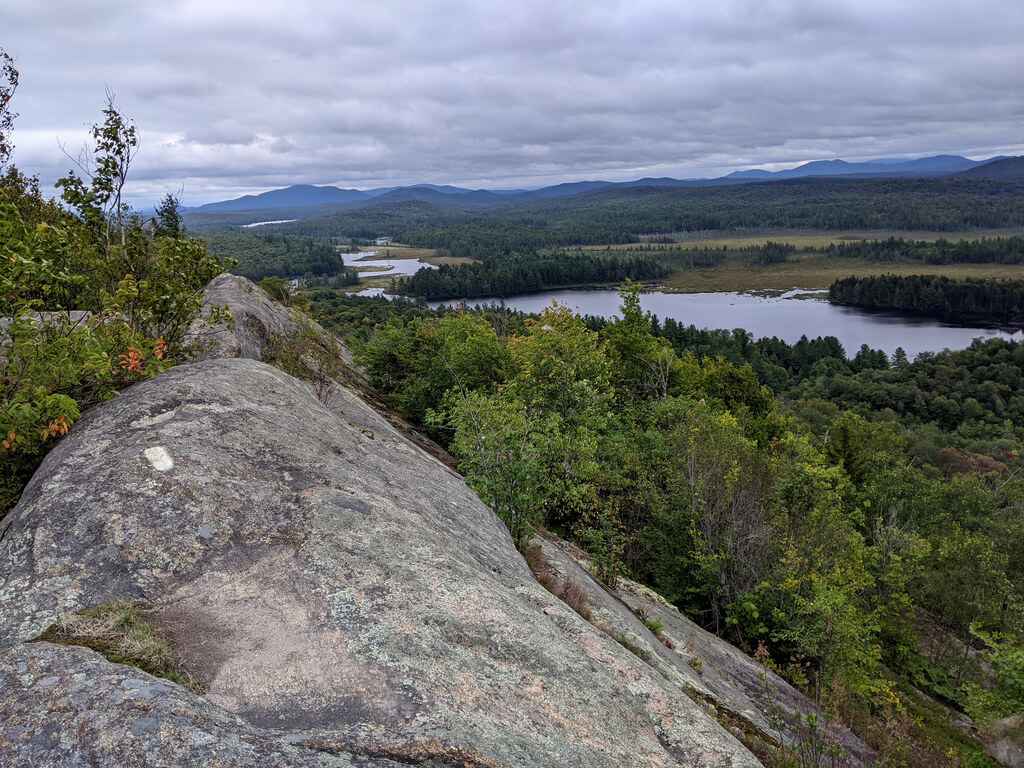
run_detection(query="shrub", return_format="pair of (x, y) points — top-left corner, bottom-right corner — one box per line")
(0, 91), (225, 517)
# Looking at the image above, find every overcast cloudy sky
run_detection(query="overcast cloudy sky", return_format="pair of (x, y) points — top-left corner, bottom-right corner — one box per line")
(3, 0), (1022, 205)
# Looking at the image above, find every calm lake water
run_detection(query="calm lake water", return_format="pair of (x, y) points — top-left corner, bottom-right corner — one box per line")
(345, 252), (438, 278)
(428, 288), (1023, 360)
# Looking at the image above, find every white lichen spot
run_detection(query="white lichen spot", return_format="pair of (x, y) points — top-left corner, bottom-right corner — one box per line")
(143, 446), (174, 472)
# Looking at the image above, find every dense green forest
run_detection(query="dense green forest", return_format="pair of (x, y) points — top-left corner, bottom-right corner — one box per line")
(826, 236), (1024, 264)
(830, 274), (1024, 325)
(270, 178), (1024, 257)
(392, 249), (672, 299)
(199, 227), (350, 281)
(306, 284), (1024, 767)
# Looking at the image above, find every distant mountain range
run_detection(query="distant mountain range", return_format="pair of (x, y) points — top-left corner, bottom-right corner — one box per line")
(181, 154), (1022, 224)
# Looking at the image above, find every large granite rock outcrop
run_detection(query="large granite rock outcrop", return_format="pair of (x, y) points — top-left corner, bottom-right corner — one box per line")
(188, 273), (309, 362)
(0, 354), (762, 766)
(188, 273), (447, 463)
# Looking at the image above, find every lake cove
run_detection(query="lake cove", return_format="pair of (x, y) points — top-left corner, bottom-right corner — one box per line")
(345, 251), (439, 278)
(430, 288), (1023, 360)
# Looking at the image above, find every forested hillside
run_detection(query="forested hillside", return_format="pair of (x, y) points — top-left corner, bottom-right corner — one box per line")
(200, 228), (347, 281)
(269, 178), (1024, 258)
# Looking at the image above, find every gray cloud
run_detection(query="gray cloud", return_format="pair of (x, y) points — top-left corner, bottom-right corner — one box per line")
(3, 0), (1022, 204)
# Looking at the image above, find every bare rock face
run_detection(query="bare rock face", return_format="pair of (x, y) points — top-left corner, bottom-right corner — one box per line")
(187, 273), (304, 362)
(0, 642), (404, 768)
(0, 355), (762, 767)
(536, 537), (876, 765)
(987, 714), (1023, 768)
(186, 273), (443, 461)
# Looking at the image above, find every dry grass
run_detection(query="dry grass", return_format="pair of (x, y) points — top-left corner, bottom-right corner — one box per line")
(349, 244), (437, 262)
(33, 601), (200, 692)
(523, 545), (593, 622)
(657, 254), (1024, 293)
(425, 255), (477, 266)
(605, 228), (1024, 251)
(523, 544), (546, 573)
(559, 581), (592, 620)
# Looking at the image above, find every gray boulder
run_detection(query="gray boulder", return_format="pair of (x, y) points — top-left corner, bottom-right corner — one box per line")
(186, 273), (446, 462)
(987, 714), (1023, 768)
(187, 273), (304, 362)
(0, 356), (761, 767)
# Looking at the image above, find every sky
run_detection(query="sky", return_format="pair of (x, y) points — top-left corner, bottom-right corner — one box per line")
(3, 0), (1022, 206)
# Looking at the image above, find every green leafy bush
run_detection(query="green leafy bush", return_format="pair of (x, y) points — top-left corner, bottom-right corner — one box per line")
(0, 72), (224, 515)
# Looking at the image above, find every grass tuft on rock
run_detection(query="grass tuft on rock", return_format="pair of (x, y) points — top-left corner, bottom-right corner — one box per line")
(524, 544), (594, 622)
(33, 601), (200, 692)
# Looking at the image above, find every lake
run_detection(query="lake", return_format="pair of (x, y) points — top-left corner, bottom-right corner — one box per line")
(428, 288), (1023, 360)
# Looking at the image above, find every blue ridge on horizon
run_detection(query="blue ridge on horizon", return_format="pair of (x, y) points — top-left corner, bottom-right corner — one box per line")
(183, 153), (1016, 213)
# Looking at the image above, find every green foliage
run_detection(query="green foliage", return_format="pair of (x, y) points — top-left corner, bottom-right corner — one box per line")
(56, 93), (139, 248)
(965, 627), (1024, 722)
(307, 289), (444, 347)
(361, 311), (507, 427)
(831, 273), (1024, 323)
(641, 399), (773, 636)
(152, 192), (183, 239)
(441, 304), (614, 551)
(920, 525), (1016, 636)
(602, 280), (681, 402)
(768, 434), (882, 695)
(502, 302), (611, 528)
(0, 83), (225, 516)
(444, 391), (549, 551)
(200, 227), (348, 282)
